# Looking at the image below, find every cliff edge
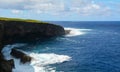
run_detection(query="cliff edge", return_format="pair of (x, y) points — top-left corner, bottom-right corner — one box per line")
(0, 17), (65, 72)
(0, 17), (65, 44)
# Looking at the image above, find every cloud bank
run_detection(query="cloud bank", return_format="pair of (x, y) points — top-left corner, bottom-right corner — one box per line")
(0, 0), (113, 16)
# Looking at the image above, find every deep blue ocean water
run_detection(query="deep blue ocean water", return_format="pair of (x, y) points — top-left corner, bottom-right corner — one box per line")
(48, 21), (120, 72)
(2, 21), (120, 72)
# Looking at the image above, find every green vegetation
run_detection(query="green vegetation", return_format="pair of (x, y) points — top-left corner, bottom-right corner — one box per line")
(0, 17), (48, 24)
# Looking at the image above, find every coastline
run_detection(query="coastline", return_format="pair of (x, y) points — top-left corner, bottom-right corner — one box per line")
(0, 17), (65, 72)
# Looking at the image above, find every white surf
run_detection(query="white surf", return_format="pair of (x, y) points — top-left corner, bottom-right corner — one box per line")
(64, 27), (92, 37)
(2, 44), (71, 72)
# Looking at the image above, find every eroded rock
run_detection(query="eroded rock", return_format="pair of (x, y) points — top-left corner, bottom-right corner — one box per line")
(0, 53), (15, 72)
(65, 30), (71, 34)
(10, 48), (32, 64)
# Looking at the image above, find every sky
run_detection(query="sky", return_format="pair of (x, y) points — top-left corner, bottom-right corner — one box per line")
(0, 0), (120, 21)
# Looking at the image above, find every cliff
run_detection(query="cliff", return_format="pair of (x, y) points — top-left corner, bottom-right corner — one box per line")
(0, 17), (65, 72)
(0, 23), (3, 52)
(0, 18), (65, 44)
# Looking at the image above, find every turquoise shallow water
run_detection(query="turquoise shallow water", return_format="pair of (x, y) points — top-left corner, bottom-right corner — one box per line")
(2, 21), (120, 72)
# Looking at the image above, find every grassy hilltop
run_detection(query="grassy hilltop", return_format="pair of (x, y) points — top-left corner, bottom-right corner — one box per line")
(0, 17), (48, 24)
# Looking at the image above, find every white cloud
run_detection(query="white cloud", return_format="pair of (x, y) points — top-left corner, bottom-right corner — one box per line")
(0, 0), (112, 16)
(11, 10), (22, 14)
(91, 4), (101, 9)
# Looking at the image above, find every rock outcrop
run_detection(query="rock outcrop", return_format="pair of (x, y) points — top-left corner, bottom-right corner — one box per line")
(10, 48), (32, 64)
(0, 20), (65, 44)
(0, 53), (15, 72)
(65, 30), (71, 34)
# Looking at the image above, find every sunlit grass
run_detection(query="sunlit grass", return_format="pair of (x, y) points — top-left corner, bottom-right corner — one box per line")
(0, 17), (48, 24)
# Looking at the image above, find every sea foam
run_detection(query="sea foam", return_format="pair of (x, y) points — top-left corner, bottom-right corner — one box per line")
(64, 27), (91, 37)
(2, 44), (71, 72)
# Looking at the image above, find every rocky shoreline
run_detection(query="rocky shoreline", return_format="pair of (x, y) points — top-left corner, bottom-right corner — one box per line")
(0, 18), (65, 72)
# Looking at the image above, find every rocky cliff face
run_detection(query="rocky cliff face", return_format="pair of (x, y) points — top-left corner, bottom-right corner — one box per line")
(0, 55), (15, 72)
(0, 20), (65, 44)
(0, 23), (3, 51)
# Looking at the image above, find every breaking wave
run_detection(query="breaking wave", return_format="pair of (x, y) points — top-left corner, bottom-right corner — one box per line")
(64, 27), (92, 37)
(2, 44), (71, 72)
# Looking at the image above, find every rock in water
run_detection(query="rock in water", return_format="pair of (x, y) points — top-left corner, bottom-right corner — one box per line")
(65, 30), (71, 34)
(0, 53), (15, 72)
(10, 48), (32, 64)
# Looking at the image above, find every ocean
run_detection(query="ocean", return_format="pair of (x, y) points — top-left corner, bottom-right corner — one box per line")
(2, 21), (120, 72)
